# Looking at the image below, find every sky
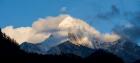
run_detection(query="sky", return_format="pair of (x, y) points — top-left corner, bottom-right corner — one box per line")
(0, 0), (140, 44)
(0, 0), (139, 32)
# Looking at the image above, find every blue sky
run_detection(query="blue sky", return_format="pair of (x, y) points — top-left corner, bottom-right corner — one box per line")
(0, 0), (140, 33)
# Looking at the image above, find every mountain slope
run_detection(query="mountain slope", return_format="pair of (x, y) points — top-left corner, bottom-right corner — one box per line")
(19, 15), (140, 63)
(46, 41), (94, 58)
(20, 42), (44, 54)
(108, 39), (140, 63)
(20, 38), (140, 63)
(20, 40), (94, 57)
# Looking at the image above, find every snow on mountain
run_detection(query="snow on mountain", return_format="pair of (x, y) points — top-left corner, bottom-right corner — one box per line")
(20, 34), (116, 56)
(20, 15), (140, 62)
(20, 36), (140, 63)
(20, 15), (120, 55)
(32, 15), (99, 48)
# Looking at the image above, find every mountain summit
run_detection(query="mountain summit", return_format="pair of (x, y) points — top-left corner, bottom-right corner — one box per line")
(19, 15), (140, 63)
(32, 15), (101, 48)
(20, 15), (119, 56)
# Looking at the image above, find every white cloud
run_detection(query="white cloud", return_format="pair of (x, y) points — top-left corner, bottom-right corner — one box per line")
(2, 15), (120, 45)
(2, 26), (49, 44)
(2, 26), (33, 44)
(101, 33), (120, 42)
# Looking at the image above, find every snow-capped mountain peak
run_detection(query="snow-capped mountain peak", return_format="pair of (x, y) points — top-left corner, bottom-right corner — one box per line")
(33, 15), (98, 48)
(58, 15), (74, 29)
(20, 15), (128, 61)
(20, 15), (120, 54)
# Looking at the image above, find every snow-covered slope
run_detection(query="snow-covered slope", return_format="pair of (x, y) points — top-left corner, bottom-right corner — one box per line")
(20, 15), (140, 63)
(20, 37), (140, 63)
(20, 15), (117, 55)
(34, 15), (99, 48)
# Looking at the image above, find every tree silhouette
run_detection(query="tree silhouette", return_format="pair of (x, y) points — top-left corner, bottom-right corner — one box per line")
(85, 49), (124, 63)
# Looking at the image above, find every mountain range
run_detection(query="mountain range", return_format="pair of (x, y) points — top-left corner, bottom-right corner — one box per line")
(19, 15), (140, 63)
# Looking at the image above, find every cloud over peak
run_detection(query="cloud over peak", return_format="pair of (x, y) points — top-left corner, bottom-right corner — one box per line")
(2, 15), (120, 45)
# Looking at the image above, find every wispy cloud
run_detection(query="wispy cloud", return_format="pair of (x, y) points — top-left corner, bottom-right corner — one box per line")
(113, 12), (140, 44)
